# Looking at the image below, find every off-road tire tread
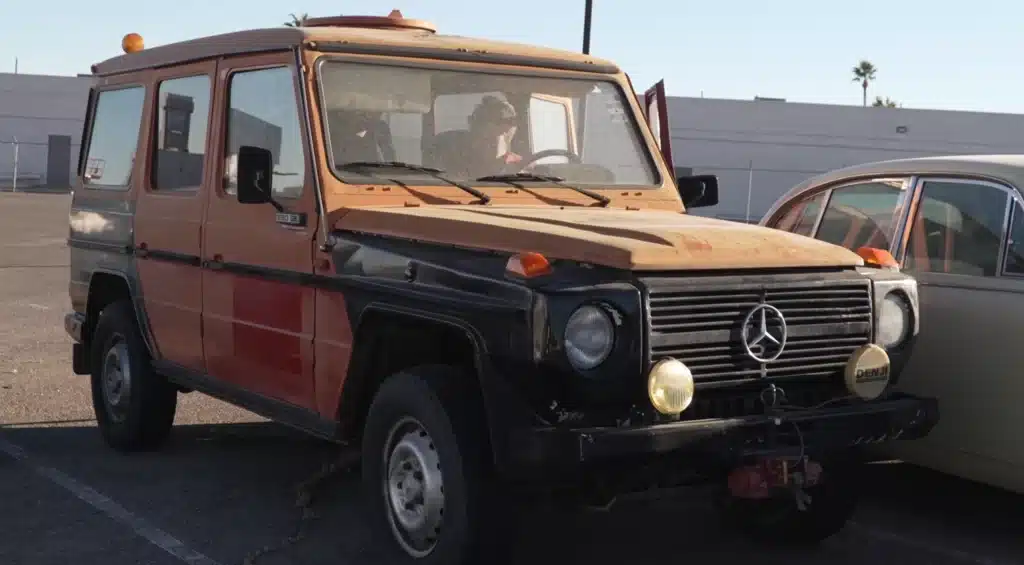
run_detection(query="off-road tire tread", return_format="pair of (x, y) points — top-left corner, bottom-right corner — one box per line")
(90, 299), (177, 452)
(361, 364), (513, 565)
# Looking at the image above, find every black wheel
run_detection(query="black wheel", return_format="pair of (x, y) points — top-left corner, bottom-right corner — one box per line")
(722, 456), (861, 546)
(361, 365), (514, 565)
(90, 299), (177, 452)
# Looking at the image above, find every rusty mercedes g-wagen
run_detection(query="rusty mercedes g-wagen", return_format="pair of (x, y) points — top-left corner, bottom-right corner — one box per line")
(65, 11), (937, 564)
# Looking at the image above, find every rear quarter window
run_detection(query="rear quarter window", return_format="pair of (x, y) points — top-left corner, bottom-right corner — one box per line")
(82, 86), (147, 190)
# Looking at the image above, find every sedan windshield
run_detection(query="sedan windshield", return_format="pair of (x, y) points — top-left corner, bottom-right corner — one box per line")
(316, 59), (660, 188)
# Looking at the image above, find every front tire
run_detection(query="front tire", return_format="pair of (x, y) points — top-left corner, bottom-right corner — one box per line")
(361, 365), (513, 565)
(90, 300), (177, 452)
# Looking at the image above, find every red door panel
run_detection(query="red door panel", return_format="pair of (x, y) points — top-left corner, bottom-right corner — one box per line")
(201, 54), (319, 409)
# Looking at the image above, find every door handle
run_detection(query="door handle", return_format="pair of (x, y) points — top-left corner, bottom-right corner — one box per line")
(206, 254), (224, 270)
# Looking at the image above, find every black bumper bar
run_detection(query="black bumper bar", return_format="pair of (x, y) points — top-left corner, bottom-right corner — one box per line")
(508, 393), (938, 472)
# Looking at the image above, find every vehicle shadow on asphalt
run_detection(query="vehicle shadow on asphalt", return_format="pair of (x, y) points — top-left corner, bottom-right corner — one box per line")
(3, 421), (1023, 565)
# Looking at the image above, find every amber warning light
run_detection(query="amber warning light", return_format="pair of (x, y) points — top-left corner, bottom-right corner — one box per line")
(122, 33), (144, 54)
(506, 252), (553, 278)
(856, 247), (899, 270)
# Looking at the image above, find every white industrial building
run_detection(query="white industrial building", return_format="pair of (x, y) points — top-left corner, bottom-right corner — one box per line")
(669, 96), (1024, 222)
(5, 70), (1024, 218)
(0, 72), (93, 190)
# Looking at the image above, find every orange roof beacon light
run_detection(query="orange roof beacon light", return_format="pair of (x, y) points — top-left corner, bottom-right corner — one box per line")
(856, 246), (899, 270)
(122, 33), (144, 54)
(506, 252), (553, 278)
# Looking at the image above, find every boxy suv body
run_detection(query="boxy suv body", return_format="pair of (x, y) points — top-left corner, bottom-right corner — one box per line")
(65, 12), (937, 564)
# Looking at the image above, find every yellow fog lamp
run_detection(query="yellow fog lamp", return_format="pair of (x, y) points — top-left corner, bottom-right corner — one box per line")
(844, 344), (892, 400)
(648, 358), (695, 415)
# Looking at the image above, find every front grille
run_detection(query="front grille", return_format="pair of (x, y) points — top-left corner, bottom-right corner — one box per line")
(641, 273), (872, 388)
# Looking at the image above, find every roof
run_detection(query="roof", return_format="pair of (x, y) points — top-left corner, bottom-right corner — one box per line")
(767, 154), (1024, 220)
(91, 24), (620, 77)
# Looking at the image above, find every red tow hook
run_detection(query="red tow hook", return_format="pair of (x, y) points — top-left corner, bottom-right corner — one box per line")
(727, 458), (823, 500)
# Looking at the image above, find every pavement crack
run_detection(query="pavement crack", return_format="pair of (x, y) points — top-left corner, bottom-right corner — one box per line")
(241, 447), (360, 565)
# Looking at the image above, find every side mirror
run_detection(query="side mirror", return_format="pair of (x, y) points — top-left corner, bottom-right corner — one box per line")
(236, 145), (274, 205)
(675, 169), (719, 208)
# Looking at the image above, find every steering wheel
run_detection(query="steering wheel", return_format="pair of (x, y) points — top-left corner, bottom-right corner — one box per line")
(509, 148), (583, 172)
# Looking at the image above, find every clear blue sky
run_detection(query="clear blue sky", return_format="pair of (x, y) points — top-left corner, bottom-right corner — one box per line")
(1, 0), (1016, 113)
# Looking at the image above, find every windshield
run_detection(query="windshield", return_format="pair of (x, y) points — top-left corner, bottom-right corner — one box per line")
(316, 60), (661, 188)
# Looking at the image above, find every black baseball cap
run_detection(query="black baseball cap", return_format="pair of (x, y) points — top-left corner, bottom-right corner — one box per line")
(470, 95), (517, 126)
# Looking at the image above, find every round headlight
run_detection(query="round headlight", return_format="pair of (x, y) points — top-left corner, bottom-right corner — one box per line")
(564, 305), (615, 371)
(877, 292), (911, 348)
(648, 359), (695, 415)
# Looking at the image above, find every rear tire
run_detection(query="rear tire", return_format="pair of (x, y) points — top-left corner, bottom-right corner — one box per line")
(90, 300), (177, 452)
(361, 364), (514, 565)
(723, 456), (861, 546)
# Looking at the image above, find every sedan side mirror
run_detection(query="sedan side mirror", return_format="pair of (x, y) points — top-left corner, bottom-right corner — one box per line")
(236, 145), (274, 205)
(675, 168), (719, 208)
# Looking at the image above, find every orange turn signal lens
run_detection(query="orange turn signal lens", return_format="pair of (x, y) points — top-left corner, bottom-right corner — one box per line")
(506, 252), (553, 278)
(122, 33), (145, 54)
(856, 246), (899, 269)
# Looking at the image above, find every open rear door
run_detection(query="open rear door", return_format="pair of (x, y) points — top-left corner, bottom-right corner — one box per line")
(642, 79), (674, 169)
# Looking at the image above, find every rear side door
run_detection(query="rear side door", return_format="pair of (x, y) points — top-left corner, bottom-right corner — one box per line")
(134, 61), (217, 372)
(201, 52), (320, 409)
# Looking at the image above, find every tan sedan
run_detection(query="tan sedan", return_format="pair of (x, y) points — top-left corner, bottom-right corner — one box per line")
(761, 155), (1024, 494)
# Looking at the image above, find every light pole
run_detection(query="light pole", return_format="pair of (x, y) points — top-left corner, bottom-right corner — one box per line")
(2, 137), (19, 193)
(12, 137), (19, 193)
(582, 0), (593, 54)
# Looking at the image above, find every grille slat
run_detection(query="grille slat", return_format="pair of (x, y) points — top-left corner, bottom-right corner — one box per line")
(643, 275), (872, 387)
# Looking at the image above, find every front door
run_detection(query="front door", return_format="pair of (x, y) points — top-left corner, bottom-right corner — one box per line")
(134, 61), (217, 372)
(642, 79), (674, 169)
(201, 53), (319, 409)
(895, 176), (1024, 488)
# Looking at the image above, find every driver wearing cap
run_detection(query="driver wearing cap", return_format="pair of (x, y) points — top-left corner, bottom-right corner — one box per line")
(467, 96), (522, 175)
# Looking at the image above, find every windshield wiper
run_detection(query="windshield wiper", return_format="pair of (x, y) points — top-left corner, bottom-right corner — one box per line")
(475, 173), (610, 207)
(338, 161), (490, 205)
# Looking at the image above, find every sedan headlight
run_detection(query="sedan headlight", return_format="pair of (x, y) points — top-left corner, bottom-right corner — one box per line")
(564, 304), (615, 371)
(877, 291), (911, 348)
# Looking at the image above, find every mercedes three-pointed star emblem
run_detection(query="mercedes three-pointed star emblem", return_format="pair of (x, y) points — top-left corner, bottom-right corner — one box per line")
(741, 303), (788, 363)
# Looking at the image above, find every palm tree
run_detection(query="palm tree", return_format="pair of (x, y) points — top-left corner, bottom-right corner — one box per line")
(285, 12), (309, 27)
(872, 96), (899, 108)
(851, 60), (877, 107)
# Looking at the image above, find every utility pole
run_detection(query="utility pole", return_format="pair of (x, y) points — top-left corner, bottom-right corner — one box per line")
(582, 0), (593, 54)
(14, 57), (18, 74)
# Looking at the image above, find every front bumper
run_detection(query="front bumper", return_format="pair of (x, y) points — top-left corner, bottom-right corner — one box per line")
(507, 393), (938, 474)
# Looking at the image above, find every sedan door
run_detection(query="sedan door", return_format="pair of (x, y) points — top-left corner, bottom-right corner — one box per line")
(891, 176), (1024, 492)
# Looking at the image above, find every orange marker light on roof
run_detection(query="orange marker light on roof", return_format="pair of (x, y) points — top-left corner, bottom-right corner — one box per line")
(506, 252), (553, 278)
(122, 33), (144, 54)
(856, 246), (899, 269)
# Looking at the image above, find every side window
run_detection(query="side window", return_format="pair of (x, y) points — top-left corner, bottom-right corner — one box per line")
(224, 66), (305, 198)
(1003, 203), (1024, 276)
(528, 96), (570, 165)
(905, 180), (1009, 277)
(153, 75), (211, 191)
(773, 191), (826, 236)
(815, 180), (907, 251)
(83, 86), (146, 189)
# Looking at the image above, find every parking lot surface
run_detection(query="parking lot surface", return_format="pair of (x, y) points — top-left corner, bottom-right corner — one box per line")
(2, 192), (1023, 565)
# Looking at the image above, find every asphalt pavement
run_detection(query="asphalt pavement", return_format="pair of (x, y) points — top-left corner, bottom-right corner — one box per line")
(1, 192), (1022, 565)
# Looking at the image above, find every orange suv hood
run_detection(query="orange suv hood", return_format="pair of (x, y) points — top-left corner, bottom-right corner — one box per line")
(334, 205), (864, 271)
